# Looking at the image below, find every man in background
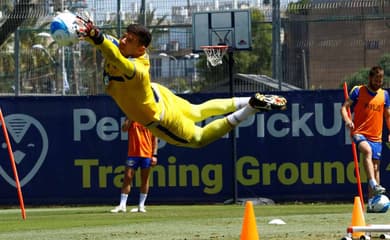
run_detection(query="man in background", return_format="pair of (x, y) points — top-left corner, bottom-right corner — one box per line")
(111, 118), (158, 213)
(341, 65), (390, 212)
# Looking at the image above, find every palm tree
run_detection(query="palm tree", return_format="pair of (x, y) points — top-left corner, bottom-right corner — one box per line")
(0, 0), (49, 48)
(137, 8), (168, 29)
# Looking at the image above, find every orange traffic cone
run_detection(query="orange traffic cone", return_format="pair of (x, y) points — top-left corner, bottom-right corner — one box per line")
(240, 201), (259, 240)
(351, 196), (366, 238)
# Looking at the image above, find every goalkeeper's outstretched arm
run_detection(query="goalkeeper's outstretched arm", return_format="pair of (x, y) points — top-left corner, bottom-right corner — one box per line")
(75, 14), (137, 78)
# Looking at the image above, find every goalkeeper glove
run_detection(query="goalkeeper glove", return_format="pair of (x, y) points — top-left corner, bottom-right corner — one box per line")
(75, 14), (104, 44)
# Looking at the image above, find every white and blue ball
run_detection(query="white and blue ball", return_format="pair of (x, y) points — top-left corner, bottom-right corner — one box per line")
(371, 194), (390, 213)
(50, 12), (79, 46)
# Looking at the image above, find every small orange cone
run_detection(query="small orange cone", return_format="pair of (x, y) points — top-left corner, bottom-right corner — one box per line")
(351, 196), (366, 238)
(240, 201), (259, 240)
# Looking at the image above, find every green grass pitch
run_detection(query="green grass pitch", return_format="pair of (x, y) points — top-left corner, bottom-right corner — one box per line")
(0, 203), (389, 240)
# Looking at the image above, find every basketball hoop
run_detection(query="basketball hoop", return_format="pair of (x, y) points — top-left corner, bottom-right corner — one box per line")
(200, 45), (228, 67)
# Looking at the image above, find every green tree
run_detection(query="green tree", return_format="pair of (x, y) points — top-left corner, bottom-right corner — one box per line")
(236, 8), (272, 75)
(377, 53), (390, 78)
(341, 68), (370, 91)
(137, 8), (167, 28)
(286, 0), (311, 15)
(341, 53), (390, 90)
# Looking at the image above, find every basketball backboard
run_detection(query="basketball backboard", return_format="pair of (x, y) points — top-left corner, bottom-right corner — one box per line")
(192, 9), (252, 52)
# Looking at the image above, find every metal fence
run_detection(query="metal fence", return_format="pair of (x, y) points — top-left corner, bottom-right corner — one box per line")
(1, 0), (390, 95)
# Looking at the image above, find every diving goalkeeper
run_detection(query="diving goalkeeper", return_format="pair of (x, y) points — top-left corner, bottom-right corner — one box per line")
(74, 15), (287, 148)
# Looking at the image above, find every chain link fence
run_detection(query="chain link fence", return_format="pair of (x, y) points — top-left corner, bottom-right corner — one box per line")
(1, 0), (390, 95)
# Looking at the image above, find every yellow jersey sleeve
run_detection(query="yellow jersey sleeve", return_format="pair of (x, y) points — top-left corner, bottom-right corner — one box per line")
(87, 35), (160, 125)
(95, 37), (136, 78)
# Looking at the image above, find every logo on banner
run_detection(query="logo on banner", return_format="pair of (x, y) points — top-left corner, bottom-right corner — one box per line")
(0, 114), (48, 187)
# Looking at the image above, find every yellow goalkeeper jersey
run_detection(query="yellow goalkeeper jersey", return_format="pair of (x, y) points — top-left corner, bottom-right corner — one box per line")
(90, 35), (236, 148)
(96, 37), (162, 126)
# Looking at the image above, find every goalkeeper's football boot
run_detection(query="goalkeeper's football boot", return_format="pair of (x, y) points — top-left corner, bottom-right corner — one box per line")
(249, 93), (287, 111)
(110, 205), (126, 213)
(373, 184), (386, 195)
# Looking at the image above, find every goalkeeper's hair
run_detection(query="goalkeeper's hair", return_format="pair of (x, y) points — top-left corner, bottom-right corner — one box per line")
(126, 24), (152, 48)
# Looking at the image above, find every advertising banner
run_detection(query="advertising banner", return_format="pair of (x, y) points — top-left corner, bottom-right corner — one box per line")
(0, 90), (385, 205)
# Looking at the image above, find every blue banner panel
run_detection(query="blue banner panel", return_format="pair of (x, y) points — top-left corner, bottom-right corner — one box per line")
(0, 90), (384, 205)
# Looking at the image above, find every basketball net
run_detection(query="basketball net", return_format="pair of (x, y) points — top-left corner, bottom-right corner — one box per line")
(201, 46), (228, 67)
